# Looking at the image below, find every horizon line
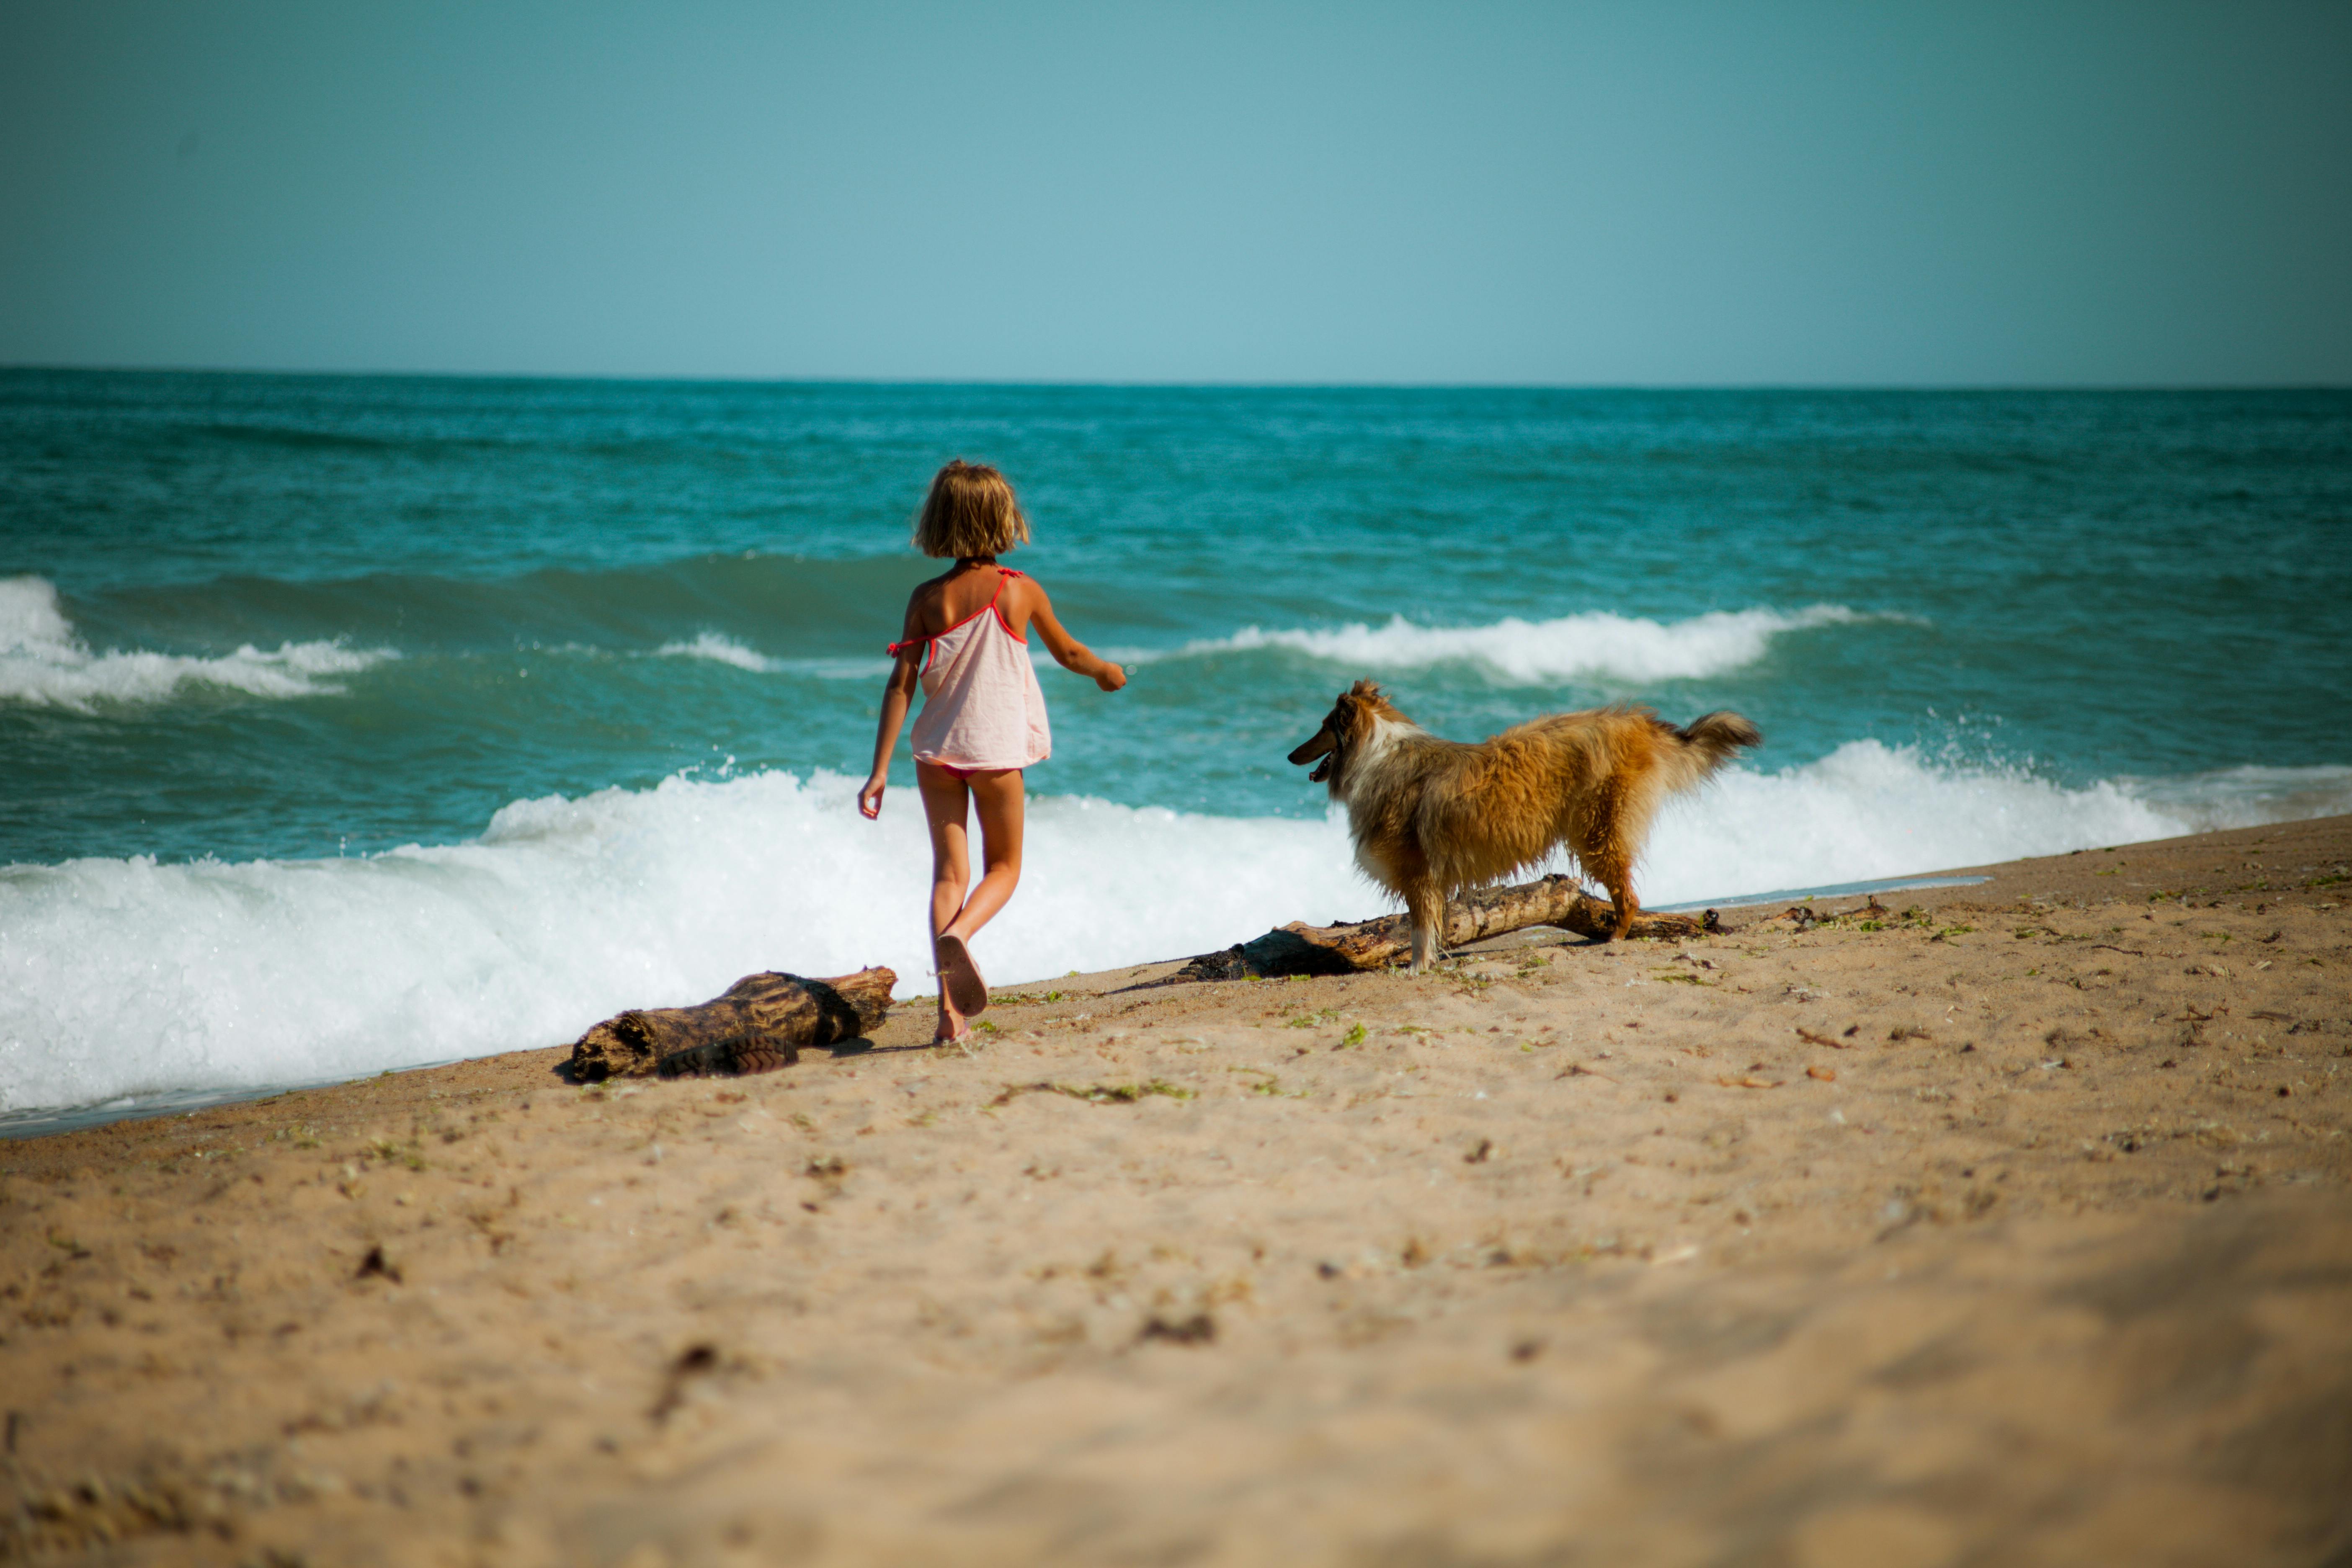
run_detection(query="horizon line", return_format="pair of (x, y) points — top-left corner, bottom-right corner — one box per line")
(4, 362), (2349, 395)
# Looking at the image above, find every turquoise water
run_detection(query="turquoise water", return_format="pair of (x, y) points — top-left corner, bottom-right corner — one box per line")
(5, 370), (2349, 1115)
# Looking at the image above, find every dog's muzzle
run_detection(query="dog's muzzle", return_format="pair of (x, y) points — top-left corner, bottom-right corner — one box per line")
(1288, 731), (1336, 784)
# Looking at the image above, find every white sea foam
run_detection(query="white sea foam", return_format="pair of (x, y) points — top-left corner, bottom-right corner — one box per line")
(0, 575), (393, 712)
(1167, 604), (1870, 683)
(653, 640), (890, 681)
(655, 632), (780, 673)
(1635, 743), (2352, 904)
(0, 772), (1361, 1114)
(2106, 765), (2352, 833)
(5, 747), (2348, 1115)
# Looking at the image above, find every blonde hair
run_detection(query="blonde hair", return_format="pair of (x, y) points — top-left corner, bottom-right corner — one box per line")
(913, 460), (1031, 559)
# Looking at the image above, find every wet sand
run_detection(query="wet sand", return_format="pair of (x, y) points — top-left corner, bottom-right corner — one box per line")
(5, 815), (2350, 1565)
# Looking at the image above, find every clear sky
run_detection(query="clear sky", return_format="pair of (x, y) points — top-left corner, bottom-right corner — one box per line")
(3, 1), (2348, 384)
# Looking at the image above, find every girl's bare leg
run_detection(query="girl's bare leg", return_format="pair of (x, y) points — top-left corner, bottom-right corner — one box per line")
(918, 766), (1026, 1041)
(941, 769), (1025, 942)
(916, 764), (973, 1042)
(917, 771), (1030, 1044)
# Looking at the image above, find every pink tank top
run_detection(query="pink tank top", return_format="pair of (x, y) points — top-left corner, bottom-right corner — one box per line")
(888, 568), (1052, 771)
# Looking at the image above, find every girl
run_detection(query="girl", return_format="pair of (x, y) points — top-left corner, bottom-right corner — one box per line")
(858, 461), (1126, 1044)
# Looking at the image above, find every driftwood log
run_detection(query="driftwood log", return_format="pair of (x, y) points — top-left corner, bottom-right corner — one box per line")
(1178, 875), (1720, 982)
(569, 967), (896, 1081)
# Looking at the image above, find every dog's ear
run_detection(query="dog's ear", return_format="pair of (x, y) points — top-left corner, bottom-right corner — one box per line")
(1339, 678), (1403, 725)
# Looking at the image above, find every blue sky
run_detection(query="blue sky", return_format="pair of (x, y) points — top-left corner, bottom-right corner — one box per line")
(3, 1), (2347, 383)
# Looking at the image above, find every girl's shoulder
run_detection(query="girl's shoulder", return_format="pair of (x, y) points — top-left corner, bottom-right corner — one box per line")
(992, 568), (1050, 640)
(901, 573), (955, 636)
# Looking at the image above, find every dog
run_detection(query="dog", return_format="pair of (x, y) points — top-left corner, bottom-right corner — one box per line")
(1287, 681), (1760, 969)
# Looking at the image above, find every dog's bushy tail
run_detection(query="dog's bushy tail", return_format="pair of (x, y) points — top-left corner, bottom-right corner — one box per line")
(1676, 710), (1762, 772)
(1637, 710), (1769, 808)
(1645, 709), (1762, 801)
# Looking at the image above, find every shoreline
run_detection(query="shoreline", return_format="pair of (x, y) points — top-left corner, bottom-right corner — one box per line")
(0, 871), (1997, 1146)
(2, 813), (2332, 1144)
(4, 812), (2348, 1563)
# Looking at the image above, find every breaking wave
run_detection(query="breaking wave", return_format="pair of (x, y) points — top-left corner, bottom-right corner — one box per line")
(0, 575), (394, 712)
(5, 744), (2349, 1116)
(1164, 604), (1873, 683)
(655, 632), (781, 672)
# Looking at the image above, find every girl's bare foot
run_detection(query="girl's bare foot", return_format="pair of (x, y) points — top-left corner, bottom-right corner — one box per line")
(934, 933), (989, 1017)
(933, 1002), (970, 1046)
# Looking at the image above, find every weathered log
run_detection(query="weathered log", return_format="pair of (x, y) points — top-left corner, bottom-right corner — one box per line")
(1177, 875), (1720, 981)
(569, 967), (896, 1081)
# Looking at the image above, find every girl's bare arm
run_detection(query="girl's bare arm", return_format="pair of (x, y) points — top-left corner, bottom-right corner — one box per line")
(1020, 582), (1127, 692)
(859, 601), (928, 819)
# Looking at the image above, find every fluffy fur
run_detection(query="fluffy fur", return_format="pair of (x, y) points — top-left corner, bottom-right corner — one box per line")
(1287, 681), (1761, 969)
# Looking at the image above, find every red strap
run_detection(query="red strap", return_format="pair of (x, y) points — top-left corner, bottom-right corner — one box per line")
(888, 568), (1025, 656)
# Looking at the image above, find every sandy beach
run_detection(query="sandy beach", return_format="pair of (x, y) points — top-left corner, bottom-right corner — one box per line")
(5, 814), (2349, 1566)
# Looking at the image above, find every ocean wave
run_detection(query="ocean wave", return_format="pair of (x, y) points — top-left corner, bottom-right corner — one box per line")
(0, 773), (1364, 1114)
(2105, 764), (2352, 833)
(650, 636), (891, 681)
(4, 746), (2347, 1115)
(655, 632), (781, 673)
(1160, 605), (1873, 683)
(1635, 742), (2351, 900)
(0, 575), (395, 712)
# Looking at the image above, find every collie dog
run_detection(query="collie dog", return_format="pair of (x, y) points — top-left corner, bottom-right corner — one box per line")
(1287, 681), (1760, 969)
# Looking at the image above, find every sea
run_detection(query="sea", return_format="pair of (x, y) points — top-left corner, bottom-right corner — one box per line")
(4, 371), (2349, 1127)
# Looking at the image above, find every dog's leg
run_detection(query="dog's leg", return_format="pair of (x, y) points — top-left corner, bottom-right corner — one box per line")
(1606, 882), (1641, 941)
(1405, 884), (1446, 972)
(1586, 848), (1640, 941)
